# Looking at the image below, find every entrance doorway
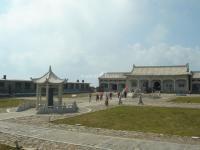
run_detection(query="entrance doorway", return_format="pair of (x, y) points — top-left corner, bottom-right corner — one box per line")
(111, 84), (117, 91)
(153, 81), (161, 91)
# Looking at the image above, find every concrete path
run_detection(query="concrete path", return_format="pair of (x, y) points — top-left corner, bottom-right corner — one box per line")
(0, 109), (36, 121)
(0, 121), (199, 150)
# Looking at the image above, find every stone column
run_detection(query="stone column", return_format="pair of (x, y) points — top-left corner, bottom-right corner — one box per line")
(126, 79), (130, 91)
(186, 79), (189, 93)
(36, 84), (39, 109)
(58, 84), (63, 105)
(117, 82), (119, 92)
(148, 79), (151, 88)
(46, 84), (49, 105)
(174, 80), (176, 93)
(161, 80), (163, 92)
(107, 82), (110, 92)
(39, 86), (42, 105)
(137, 80), (140, 89)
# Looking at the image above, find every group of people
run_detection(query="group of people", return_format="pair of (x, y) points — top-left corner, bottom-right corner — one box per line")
(94, 92), (113, 101)
(88, 89), (144, 106)
(88, 90), (128, 106)
(89, 92), (112, 106)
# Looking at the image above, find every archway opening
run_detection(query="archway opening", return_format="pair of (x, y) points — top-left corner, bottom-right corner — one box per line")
(153, 81), (161, 91)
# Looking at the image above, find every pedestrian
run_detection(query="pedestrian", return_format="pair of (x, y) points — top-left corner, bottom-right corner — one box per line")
(124, 90), (127, 98)
(89, 93), (92, 103)
(96, 93), (99, 101)
(118, 93), (122, 105)
(100, 92), (103, 100)
(131, 89), (135, 98)
(105, 93), (109, 106)
(138, 94), (144, 105)
(189, 90), (191, 96)
(109, 92), (112, 100)
(117, 91), (120, 98)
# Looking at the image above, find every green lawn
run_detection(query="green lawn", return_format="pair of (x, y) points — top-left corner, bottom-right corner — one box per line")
(0, 144), (15, 150)
(0, 98), (26, 108)
(53, 106), (200, 136)
(170, 97), (200, 103)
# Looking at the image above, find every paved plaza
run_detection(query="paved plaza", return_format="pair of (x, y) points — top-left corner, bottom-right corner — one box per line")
(0, 94), (200, 149)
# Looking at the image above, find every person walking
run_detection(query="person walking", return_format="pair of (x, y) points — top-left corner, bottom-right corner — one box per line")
(96, 93), (99, 101)
(100, 92), (103, 100)
(124, 90), (127, 98)
(109, 92), (112, 100)
(118, 93), (122, 105)
(138, 94), (144, 105)
(89, 93), (92, 103)
(105, 93), (109, 106)
(117, 91), (120, 98)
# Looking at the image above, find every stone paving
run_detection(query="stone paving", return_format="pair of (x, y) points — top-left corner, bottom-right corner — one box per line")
(0, 108), (36, 121)
(0, 94), (200, 149)
(0, 121), (200, 150)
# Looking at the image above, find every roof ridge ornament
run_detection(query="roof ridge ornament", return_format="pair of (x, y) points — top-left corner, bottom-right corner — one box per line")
(49, 65), (52, 72)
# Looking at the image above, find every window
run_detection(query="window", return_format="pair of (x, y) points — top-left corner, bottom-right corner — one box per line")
(103, 83), (108, 88)
(70, 84), (74, 89)
(85, 84), (89, 89)
(178, 83), (185, 87)
(76, 84), (79, 89)
(65, 84), (68, 89)
(15, 82), (22, 89)
(25, 83), (31, 89)
(81, 84), (84, 89)
(0, 82), (5, 88)
(131, 80), (137, 87)
(121, 84), (125, 88)
(166, 84), (172, 87)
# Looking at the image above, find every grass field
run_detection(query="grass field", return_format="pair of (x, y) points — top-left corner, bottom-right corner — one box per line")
(53, 106), (200, 136)
(0, 98), (26, 108)
(170, 96), (200, 103)
(0, 144), (15, 150)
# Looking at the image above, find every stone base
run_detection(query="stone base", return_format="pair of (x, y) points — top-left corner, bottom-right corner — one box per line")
(37, 102), (78, 114)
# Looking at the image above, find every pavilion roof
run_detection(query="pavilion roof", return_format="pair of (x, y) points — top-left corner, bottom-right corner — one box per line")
(31, 66), (66, 84)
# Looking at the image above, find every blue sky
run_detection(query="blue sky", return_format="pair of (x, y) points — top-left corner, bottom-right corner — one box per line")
(0, 0), (200, 86)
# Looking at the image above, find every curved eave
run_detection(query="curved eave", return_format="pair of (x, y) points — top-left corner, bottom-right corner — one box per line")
(31, 77), (67, 84)
(126, 73), (190, 76)
(99, 77), (126, 80)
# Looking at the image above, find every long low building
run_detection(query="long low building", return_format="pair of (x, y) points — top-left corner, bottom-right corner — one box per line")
(0, 76), (92, 97)
(99, 64), (200, 93)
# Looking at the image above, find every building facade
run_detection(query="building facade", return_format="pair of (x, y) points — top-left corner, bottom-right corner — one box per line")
(99, 64), (200, 93)
(0, 76), (92, 97)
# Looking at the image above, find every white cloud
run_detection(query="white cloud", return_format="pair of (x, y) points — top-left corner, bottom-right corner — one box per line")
(127, 43), (200, 67)
(146, 24), (168, 44)
(0, 0), (199, 86)
(0, 0), (141, 83)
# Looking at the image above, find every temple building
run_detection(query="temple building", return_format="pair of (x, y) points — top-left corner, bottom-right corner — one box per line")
(99, 64), (200, 93)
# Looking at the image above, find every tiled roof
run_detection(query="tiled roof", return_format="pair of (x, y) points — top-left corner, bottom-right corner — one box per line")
(192, 71), (200, 79)
(32, 66), (66, 84)
(128, 65), (190, 76)
(99, 65), (191, 79)
(99, 72), (128, 79)
(0, 79), (32, 82)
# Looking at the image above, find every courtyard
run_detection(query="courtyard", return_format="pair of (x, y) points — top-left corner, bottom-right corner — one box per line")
(0, 94), (200, 149)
